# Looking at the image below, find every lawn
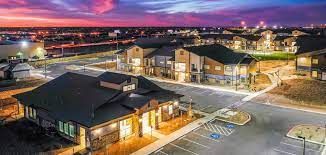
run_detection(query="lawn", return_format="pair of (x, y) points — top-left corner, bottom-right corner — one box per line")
(251, 52), (296, 61)
(268, 79), (326, 106)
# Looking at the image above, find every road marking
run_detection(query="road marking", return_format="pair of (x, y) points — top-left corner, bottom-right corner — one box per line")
(191, 132), (220, 143)
(155, 148), (169, 155)
(183, 137), (210, 149)
(200, 105), (212, 111)
(273, 149), (296, 155)
(281, 142), (320, 152)
(178, 135), (186, 140)
(198, 89), (211, 95)
(169, 143), (199, 155)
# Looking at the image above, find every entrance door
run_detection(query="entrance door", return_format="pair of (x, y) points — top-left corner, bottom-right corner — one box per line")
(142, 112), (151, 134)
(79, 127), (86, 149)
(178, 73), (186, 82)
(322, 72), (326, 81)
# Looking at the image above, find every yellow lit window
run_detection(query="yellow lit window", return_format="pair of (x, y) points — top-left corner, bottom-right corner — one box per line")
(312, 59), (318, 64)
(312, 71), (318, 78)
(204, 65), (210, 69)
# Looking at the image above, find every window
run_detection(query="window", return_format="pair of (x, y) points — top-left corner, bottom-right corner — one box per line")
(312, 59), (318, 64)
(180, 50), (184, 55)
(28, 107), (36, 119)
(160, 61), (164, 64)
(168, 105), (173, 115)
(135, 48), (139, 52)
(64, 123), (69, 135)
(123, 84), (136, 92)
(312, 71), (318, 78)
(59, 121), (64, 132)
(167, 61), (171, 65)
(204, 65), (210, 70)
(69, 124), (75, 137)
(215, 66), (221, 71)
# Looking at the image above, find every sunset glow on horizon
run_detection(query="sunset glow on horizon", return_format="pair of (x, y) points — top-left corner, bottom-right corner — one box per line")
(0, 0), (325, 27)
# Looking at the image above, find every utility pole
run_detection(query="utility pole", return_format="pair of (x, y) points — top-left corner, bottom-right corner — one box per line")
(44, 58), (47, 79)
(298, 136), (306, 155)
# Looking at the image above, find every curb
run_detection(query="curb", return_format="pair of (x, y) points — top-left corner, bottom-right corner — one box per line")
(215, 111), (251, 126)
(286, 124), (326, 146)
(259, 102), (326, 115)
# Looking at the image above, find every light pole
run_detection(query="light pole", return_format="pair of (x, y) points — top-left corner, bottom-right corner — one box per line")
(298, 136), (306, 155)
(44, 58), (47, 79)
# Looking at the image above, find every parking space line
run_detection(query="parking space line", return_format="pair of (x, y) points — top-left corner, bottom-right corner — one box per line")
(183, 137), (210, 149)
(198, 89), (211, 95)
(155, 148), (169, 155)
(273, 149), (296, 155)
(280, 142), (320, 152)
(169, 143), (199, 155)
(200, 105), (212, 111)
(192, 132), (220, 143)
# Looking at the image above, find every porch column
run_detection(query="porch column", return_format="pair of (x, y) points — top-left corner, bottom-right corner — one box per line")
(138, 114), (143, 137)
(155, 109), (159, 130)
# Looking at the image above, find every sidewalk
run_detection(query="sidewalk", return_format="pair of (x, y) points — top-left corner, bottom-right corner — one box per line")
(131, 110), (218, 155)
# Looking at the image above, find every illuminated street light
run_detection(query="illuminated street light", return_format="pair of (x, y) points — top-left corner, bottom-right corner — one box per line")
(273, 25), (277, 29)
(256, 25), (260, 29)
(21, 41), (28, 48)
(260, 21), (265, 25)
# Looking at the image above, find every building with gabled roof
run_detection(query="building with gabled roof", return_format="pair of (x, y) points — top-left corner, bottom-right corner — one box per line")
(14, 72), (182, 150)
(173, 44), (257, 85)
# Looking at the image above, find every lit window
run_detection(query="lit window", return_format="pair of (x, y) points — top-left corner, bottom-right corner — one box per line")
(168, 105), (173, 115)
(215, 66), (221, 71)
(312, 71), (318, 78)
(167, 61), (172, 65)
(64, 123), (69, 135)
(312, 59), (318, 64)
(123, 84), (136, 92)
(59, 121), (64, 132)
(69, 124), (75, 137)
(180, 50), (184, 55)
(204, 65), (210, 69)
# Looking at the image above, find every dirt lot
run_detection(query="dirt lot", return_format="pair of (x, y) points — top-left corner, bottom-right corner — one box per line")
(259, 60), (296, 73)
(90, 62), (117, 70)
(250, 73), (272, 91)
(268, 79), (326, 106)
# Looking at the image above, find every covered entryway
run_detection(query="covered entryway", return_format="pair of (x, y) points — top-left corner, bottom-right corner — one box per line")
(178, 72), (186, 82)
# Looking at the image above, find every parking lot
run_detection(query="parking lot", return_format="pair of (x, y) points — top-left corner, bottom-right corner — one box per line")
(151, 119), (237, 155)
(272, 137), (324, 155)
(153, 81), (246, 114)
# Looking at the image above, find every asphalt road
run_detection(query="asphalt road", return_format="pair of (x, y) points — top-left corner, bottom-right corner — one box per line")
(33, 58), (326, 155)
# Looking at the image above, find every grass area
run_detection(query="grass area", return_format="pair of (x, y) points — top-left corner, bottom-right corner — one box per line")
(269, 79), (326, 106)
(252, 52), (296, 61)
(288, 125), (326, 144)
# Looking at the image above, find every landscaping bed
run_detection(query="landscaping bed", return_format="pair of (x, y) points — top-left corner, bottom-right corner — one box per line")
(250, 73), (272, 91)
(90, 61), (117, 70)
(215, 108), (251, 125)
(287, 124), (326, 145)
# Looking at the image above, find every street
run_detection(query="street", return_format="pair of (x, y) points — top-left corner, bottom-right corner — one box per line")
(34, 58), (326, 155)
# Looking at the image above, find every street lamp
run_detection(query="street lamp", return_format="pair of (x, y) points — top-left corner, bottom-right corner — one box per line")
(297, 136), (306, 155)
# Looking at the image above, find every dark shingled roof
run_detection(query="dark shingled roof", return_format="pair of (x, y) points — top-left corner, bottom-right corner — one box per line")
(200, 34), (235, 40)
(274, 36), (293, 41)
(98, 72), (134, 84)
(236, 35), (262, 41)
(295, 36), (326, 55)
(14, 72), (121, 127)
(145, 46), (179, 58)
(183, 44), (247, 64)
(14, 72), (183, 127)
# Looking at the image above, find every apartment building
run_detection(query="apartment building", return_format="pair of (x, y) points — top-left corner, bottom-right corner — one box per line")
(173, 44), (257, 85)
(295, 36), (326, 80)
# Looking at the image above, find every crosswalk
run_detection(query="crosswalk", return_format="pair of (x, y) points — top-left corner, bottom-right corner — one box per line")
(202, 122), (234, 136)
